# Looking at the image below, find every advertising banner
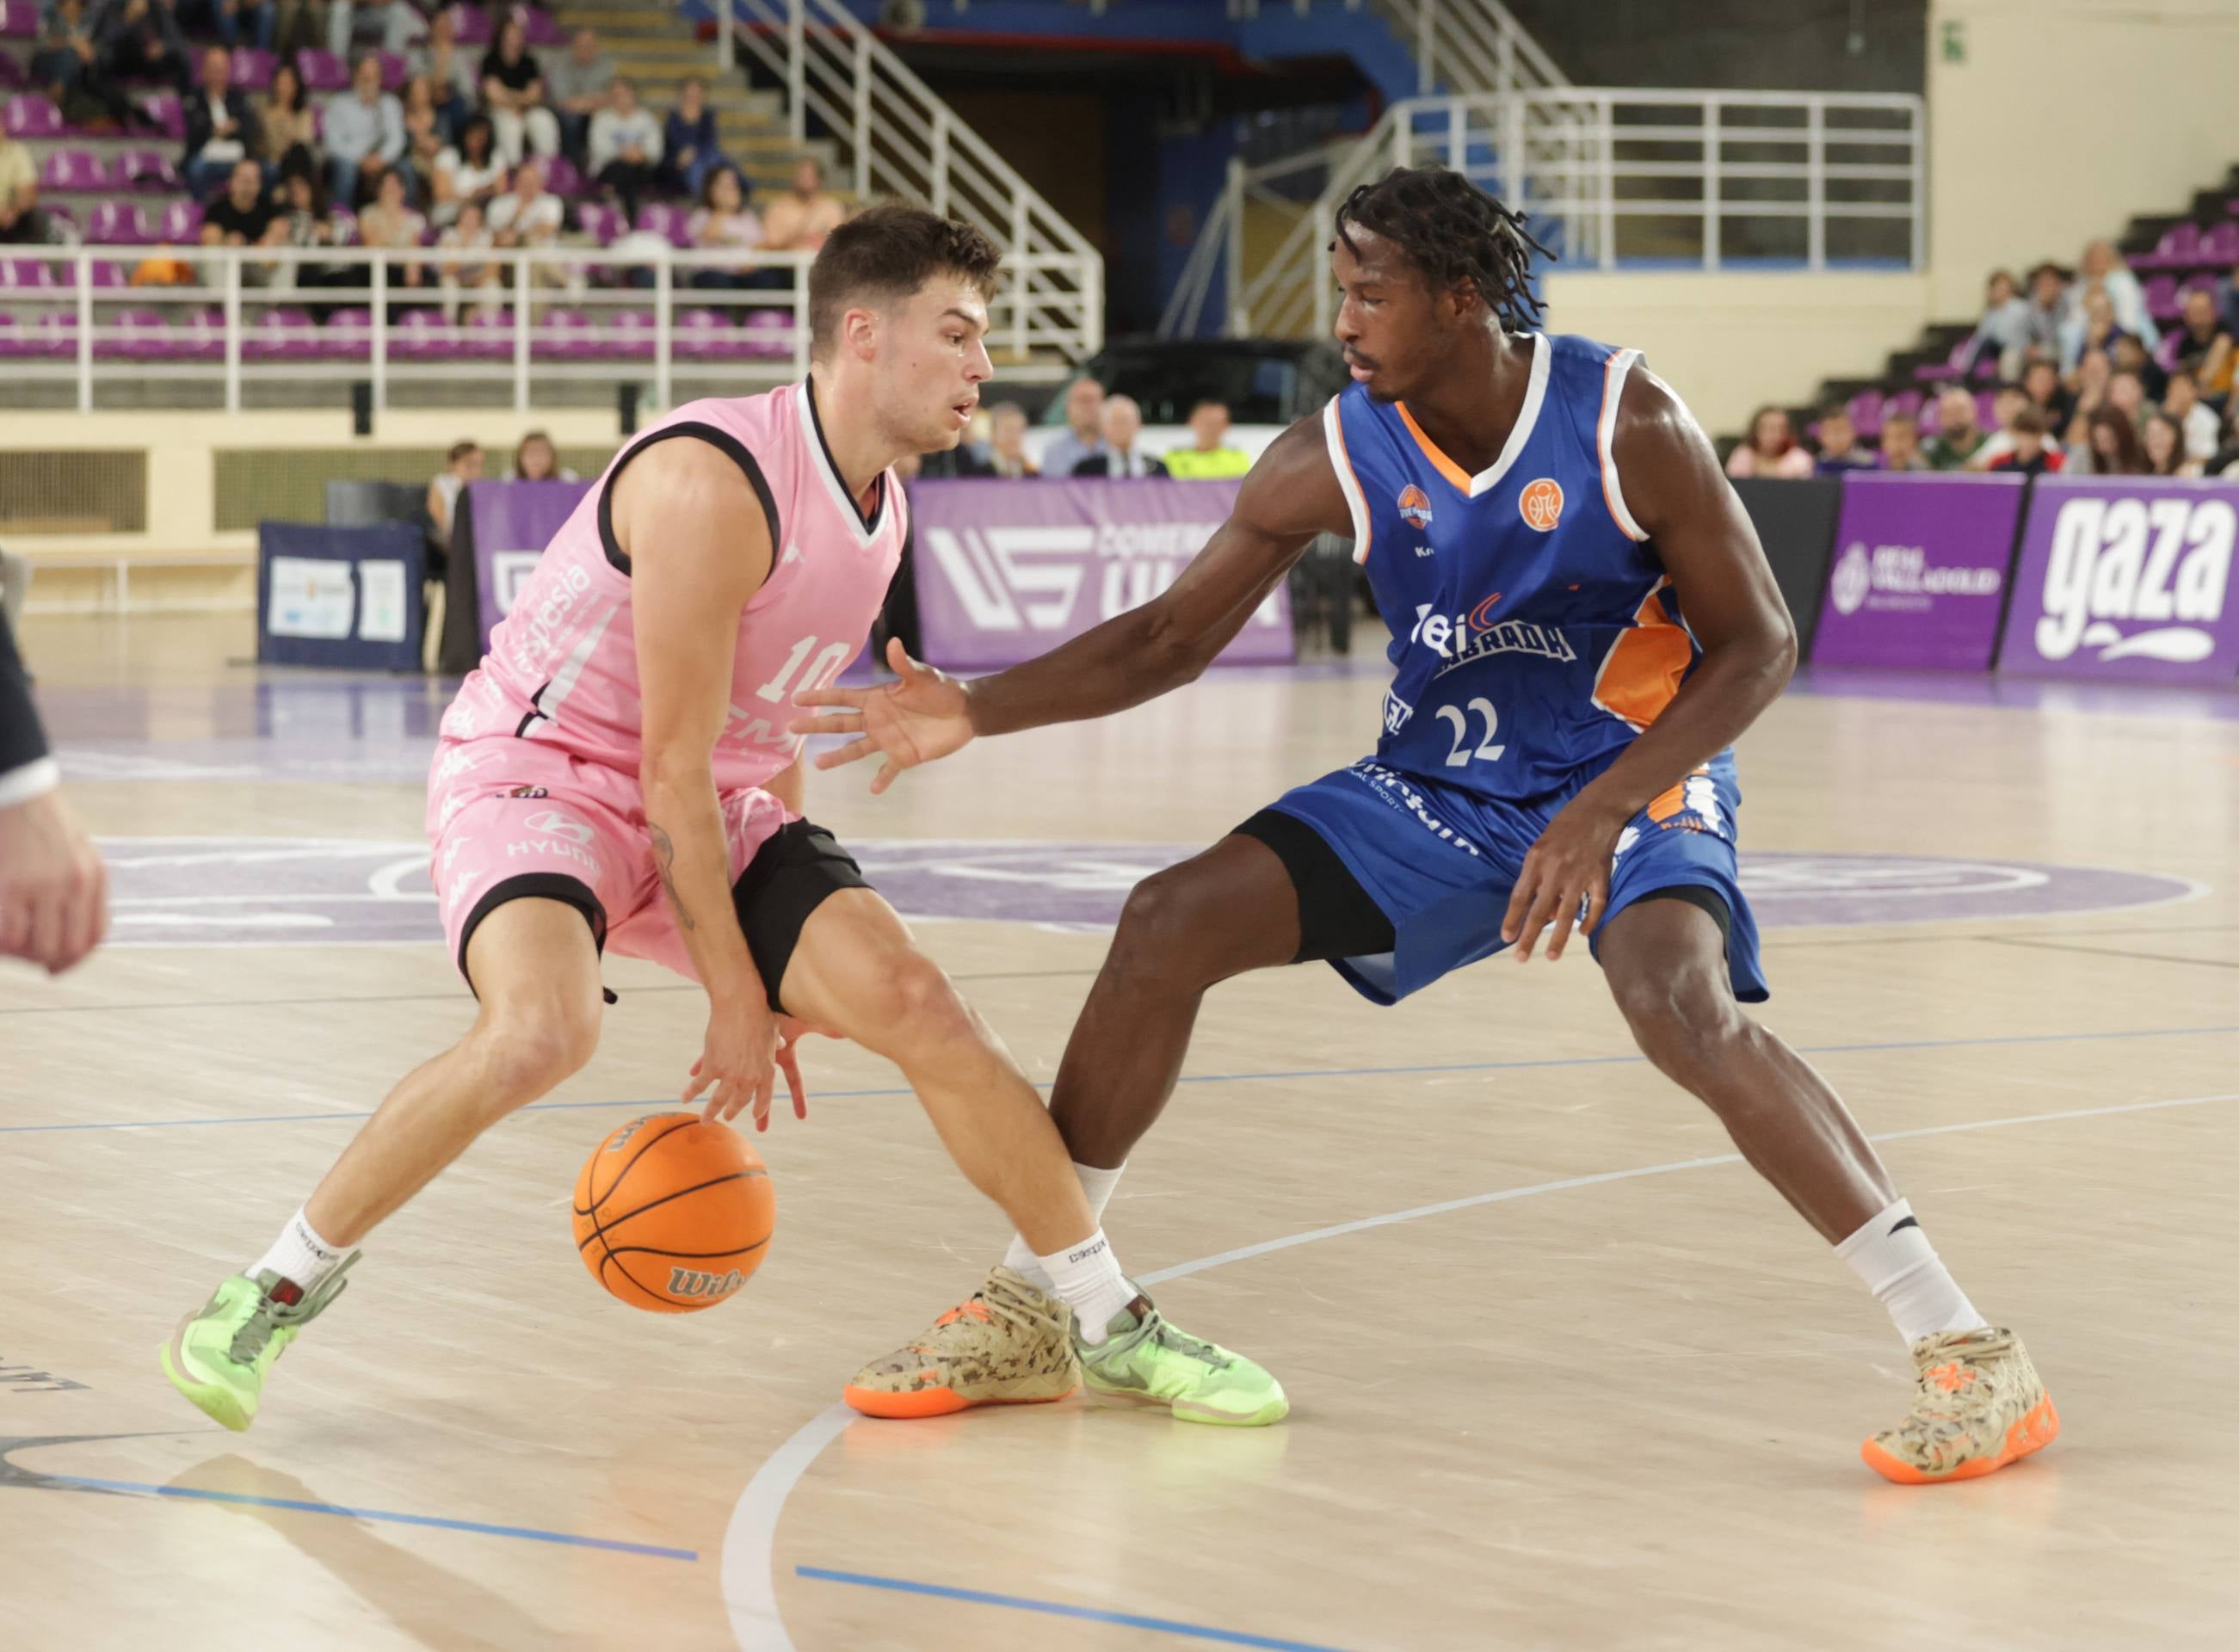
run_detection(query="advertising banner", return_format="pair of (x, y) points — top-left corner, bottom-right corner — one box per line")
(256, 521), (424, 671)
(1810, 475), (2023, 669)
(464, 479), (594, 653)
(910, 478), (1293, 669)
(1997, 477), (2239, 683)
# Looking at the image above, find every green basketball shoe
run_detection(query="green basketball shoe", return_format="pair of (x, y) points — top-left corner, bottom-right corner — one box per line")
(159, 1259), (357, 1432)
(1075, 1289), (1288, 1427)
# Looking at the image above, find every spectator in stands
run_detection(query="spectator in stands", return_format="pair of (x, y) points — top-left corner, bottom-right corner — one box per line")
(0, 132), (52, 247)
(589, 77), (663, 224)
(328, 0), (423, 59)
(1040, 377), (1106, 478)
(1810, 407), (1873, 474)
(431, 113), (506, 230)
(489, 159), (564, 298)
(256, 59), (317, 179)
(661, 77), (725, 202)
(2168, 287), (2234, 398)
(546, 28), (615, 170)
(2142, 412), (2196, 478)
(1921, 385), (1990, 470)
(2217, 258), (2239, 339)
(1724, 404), (1813, 478)
(2060, 287), (2127, 373)
(1965, 269), (2032, 379)
(183, 46), (263, 201)
(30, 0), (100, 115)
(182, 0), (276, 52)
(2069, 237), (2158, 347)
(2022, 357), (2073, 434)
(356, 164), (428, 303)
(2076, 405), (2149, 475)
(1163, 400), (1253, 478)
(93, 0), (192, 96)
(1965, 382), (2034, 472)
(200, 155), (286, 281)
(685, 164), (769, 290)
(400, 75), (449, 200)
(2109, 333), (2167, 404)
(1985, 405), (2063, 477)
(2162, 369), (2220, 463)
(2206, 402), (2239, 479)
(2019, 262), (2067, 364)
(2063, 346), (2113, 435)
(978, 402), (1037, 478)
(1073, 396), (1165, 478)
(324, 51), (407, 209)
(479, 12), (560, 167)
(513, 429), (576, 483)
(409, 4), (478, 140)
(2106, 367), (2154, 435)
(1877, 410), (1927, 472)
(761, 157), (848, 256)
(437, 197), (500, 319)
(426, 440), (484, 562)
(273, 167), (355, 313)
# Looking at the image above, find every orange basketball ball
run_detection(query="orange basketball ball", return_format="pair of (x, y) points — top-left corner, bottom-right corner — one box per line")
(572, 1112), (774, 1313)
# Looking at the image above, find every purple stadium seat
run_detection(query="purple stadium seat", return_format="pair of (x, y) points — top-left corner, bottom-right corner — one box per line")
(244, 307), (320, 360)
(230, 47), (277, 90)
(1882, 388), (1922, 423)
(1975, 391), (1996, 429)
(521, 7), (565, 46)
(120, 150), (182, 191)
(86, 202), (152, 245)
(40, 149), (110, 191)
(534, 308), (592, 357)
(635, 203), (691, 248)
(540, 154), (581, 198)
(0, 315), (26, 360)
(585, 307), (655, 360)
(675, 306), (744, 361)
(742, 308), (796, 359)
(1913, 336), (1969, 384)
(0, 256), (54, 288)
(320, 308), (373, 361)
(2143, 274), (2180, 321)
(377, 52), (408, 92)
(26, 311), (78, 358)
(0, 52), (22, 89)
(3, 93), (64, 138)
(297, 49), (349, 93)
(2179, 272), (2217, 304)
(89, 260), (127, 288)
(389, 309), (466, 360)
(176, 307), (227, 361)
(1915, 394), (1941, 437)
(97, 308), (171, 361)
(2150, 223), (2202, 270)
(157, 200), (203, 243)
(453, 3), (491, 45)
(574, 202), (621, 246)
(1847, 390), (1884, 438)
(459, 310), (513, 359)
(2203, 221), (2239, 262)
(139, 91), (186, 138)
(0, 0), (37, 37)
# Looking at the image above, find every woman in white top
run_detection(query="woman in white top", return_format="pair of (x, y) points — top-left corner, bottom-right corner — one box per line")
(685, 164), (766, 292)
(436, 198), (501, 321)
(430, 113), (508, 228)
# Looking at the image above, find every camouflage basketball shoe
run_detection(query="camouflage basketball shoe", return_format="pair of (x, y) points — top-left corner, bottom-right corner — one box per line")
(159, 1260), (357, 1433)
(844, 1266), (1080, 1419)
(1075, 1290), (1288, 1427)
(1861, 1324), (2058, 1484)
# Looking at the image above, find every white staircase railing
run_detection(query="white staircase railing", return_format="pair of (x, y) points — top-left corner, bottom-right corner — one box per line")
(1372, 0), (1570, 96)
(714, 0), (1101, 362)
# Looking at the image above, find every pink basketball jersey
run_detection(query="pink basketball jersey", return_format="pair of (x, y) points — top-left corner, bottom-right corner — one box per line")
(442, 381), (907, 792)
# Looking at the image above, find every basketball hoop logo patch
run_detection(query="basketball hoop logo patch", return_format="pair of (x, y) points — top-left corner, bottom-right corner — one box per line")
(1519, 478), (1564, 532)
(1397, 484), (1434, 530)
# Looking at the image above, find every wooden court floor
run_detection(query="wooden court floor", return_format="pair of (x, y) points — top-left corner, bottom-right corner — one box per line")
(4, 614), (2236, 1651)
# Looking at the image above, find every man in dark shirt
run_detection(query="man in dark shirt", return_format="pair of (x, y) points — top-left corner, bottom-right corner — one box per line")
(182, 46), (264, 200)
(200, 156), (280, 243)
(2169, 288), (2234, 398)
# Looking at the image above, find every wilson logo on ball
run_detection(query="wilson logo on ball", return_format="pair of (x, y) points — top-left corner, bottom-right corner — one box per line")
(666, 1267), (747, 1300)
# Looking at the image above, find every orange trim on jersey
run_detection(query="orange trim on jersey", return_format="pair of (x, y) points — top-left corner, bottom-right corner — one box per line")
(1595, 587), (1693, 730)
(1328, 403), (1372, 563)
(1394, 401), (1475, 493)
(1598, 351), (1642, 540)
(1646, 763), (1712, 823)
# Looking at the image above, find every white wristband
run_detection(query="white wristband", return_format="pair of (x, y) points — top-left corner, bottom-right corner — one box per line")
(0, 757), (60, 809)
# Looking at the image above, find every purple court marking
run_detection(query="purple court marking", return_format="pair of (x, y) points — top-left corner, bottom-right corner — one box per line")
(95, 835), (2198, 948)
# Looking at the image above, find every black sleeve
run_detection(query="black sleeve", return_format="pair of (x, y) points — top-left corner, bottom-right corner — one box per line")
(0, 606), (52, 780)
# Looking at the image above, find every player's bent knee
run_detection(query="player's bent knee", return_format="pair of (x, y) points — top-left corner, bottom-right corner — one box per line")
(1613, 967), (1745, 1081)
(469, 1000), (601, 1106)
(1111, 866), (1218, 972)
(875, 952), (981, 1057)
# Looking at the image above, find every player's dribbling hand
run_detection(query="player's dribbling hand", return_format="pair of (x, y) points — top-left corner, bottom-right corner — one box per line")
(1502, 795), (1626, 964)
(787, 637), (974, 795)
(685, 996), (781, 1130)
(0, 790), (109, 975)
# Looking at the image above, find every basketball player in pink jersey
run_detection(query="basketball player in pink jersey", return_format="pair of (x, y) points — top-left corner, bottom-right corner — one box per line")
(159, 206), (1286, 1434)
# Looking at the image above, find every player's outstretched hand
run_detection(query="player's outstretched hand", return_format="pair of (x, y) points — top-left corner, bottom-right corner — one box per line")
(788, 637), (974, 795)
(686, 996), (781, 1131)
(1502, 795), (1625, 964)
(0, 789), (109, 975)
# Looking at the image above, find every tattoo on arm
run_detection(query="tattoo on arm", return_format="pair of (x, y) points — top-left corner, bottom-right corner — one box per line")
(649, 824), (695, 931)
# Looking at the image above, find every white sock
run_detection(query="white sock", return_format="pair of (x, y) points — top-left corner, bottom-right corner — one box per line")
(1002, 1162), (1125, 1294)
(1835, 1198), (1989, 1346)
(250, 1206), (349, 1297)
(1036, 1228), (1137, 1346)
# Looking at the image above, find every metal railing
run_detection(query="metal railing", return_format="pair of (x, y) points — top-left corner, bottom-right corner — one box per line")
(713, 0), (1101, 361)
(0, 243), (1101, 412)
(1167, 88), (1926, 342)
(1227, 0), (1569, 97)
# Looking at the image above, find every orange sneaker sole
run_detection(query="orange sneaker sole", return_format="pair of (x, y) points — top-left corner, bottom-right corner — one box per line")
(1860, 1391), (2060, 1485)
(842, 1383), (1078, 1421)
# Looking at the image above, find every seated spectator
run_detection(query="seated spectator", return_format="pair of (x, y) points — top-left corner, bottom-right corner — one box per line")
(2060, 287), (2127, 373)
(2068, 237), (2157, 347)
(2168, 288), (2234, 398)
(182, 0), (276, 52)
(30, 0), (101, 115)
(489, 160), (565, 294)
(2106, 367), (2155, 434)
(2020, 262), (2067, 365)
(356, 164), (429, 301)
(1725, 404), (1814, 478)
(1985, 405), (2063, 477)
(401, 74), (447, 197)
(328, 0), (423, 59)
(2218, 257), (2239, 340)
(2162, 369), (2220, 463)
(1965, 269), (2032, 379)
(480, 13), (561, 167)
(0, 132), (52, 247)
(686, 165), (773, 290)
(431, 114), (507, 230)
(2022, 357), (2073, 434)
(437, 197), (501, 319)
(426, 440), (484, 564)
(2111, 333), (2167, 404)
(1040, 377), (1106, 478)
(661, 78), (727, 201)
(324, 52), (407, 209)
(2205, 402), (2239, 479)
(2142, 411), (2197, 478)
(2063, 346), (2113, 441)
(979, 402), (1037, 478)
(272, 167), (352, 311)
(761, 157), (848, 256)
(589, 77), (663, 224)
(1811, 407), (1875, 473)
(200, 156), (287, 282)
(1965, 382), (2033, 471)
(96, 0), (192, 95)
(514, 429), (577, 482)
(1073, 396), (1165, 478)
(1922, 385), (1991, 470)
(257, 60), (318, 179)
(2075, 405), (2149, 476)
(1878, 410), (1928, 471)
(546, 28), (616, 170)
(409, 4), (478, 140)
(1163, 400), (1253, 478)
(184, 46), (263, 201)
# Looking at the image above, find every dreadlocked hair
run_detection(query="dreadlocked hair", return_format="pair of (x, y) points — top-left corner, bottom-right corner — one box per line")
(1331, 166), (1551, 331)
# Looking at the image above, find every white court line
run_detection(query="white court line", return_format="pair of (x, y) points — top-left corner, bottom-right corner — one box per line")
(719, 1086), (2239, 1650)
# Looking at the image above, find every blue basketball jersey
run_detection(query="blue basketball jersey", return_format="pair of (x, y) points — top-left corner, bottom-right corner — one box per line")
(1323, 331), (1710, 802)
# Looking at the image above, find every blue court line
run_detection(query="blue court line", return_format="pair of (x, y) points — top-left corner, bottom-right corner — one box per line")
(796, 1568), (1360, 1652)
(3, 1022), (2236, 1137)
(37, 1474), (699, 1561)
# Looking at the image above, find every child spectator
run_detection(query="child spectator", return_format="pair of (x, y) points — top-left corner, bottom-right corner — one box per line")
(1985, 405), (2064, 477)
(1811, 407), (1876, 474)
(1878, 411), (1928, 471)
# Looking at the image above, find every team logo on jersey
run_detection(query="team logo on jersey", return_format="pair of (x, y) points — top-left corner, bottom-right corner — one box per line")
(1397, 484), (1434, 530)
(1519, 478), (1564, 533)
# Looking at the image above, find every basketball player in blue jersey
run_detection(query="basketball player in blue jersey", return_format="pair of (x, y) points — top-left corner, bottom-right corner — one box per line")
(798, 167), (2055, 1483)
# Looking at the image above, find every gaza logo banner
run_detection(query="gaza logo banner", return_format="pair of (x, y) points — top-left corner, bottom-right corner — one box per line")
(2000, 479), (2239, 682)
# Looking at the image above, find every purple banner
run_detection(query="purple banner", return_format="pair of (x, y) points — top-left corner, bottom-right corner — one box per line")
(466, 479), (592, 651)
(1811, 475), (2022, 669)
(1999, 477), (2239, 683)
(909, 478), (1294, 669)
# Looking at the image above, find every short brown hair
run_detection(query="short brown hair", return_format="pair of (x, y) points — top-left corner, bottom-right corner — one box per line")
(2008, 405), (2046, 435)
(807, 204), (1002, 361)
